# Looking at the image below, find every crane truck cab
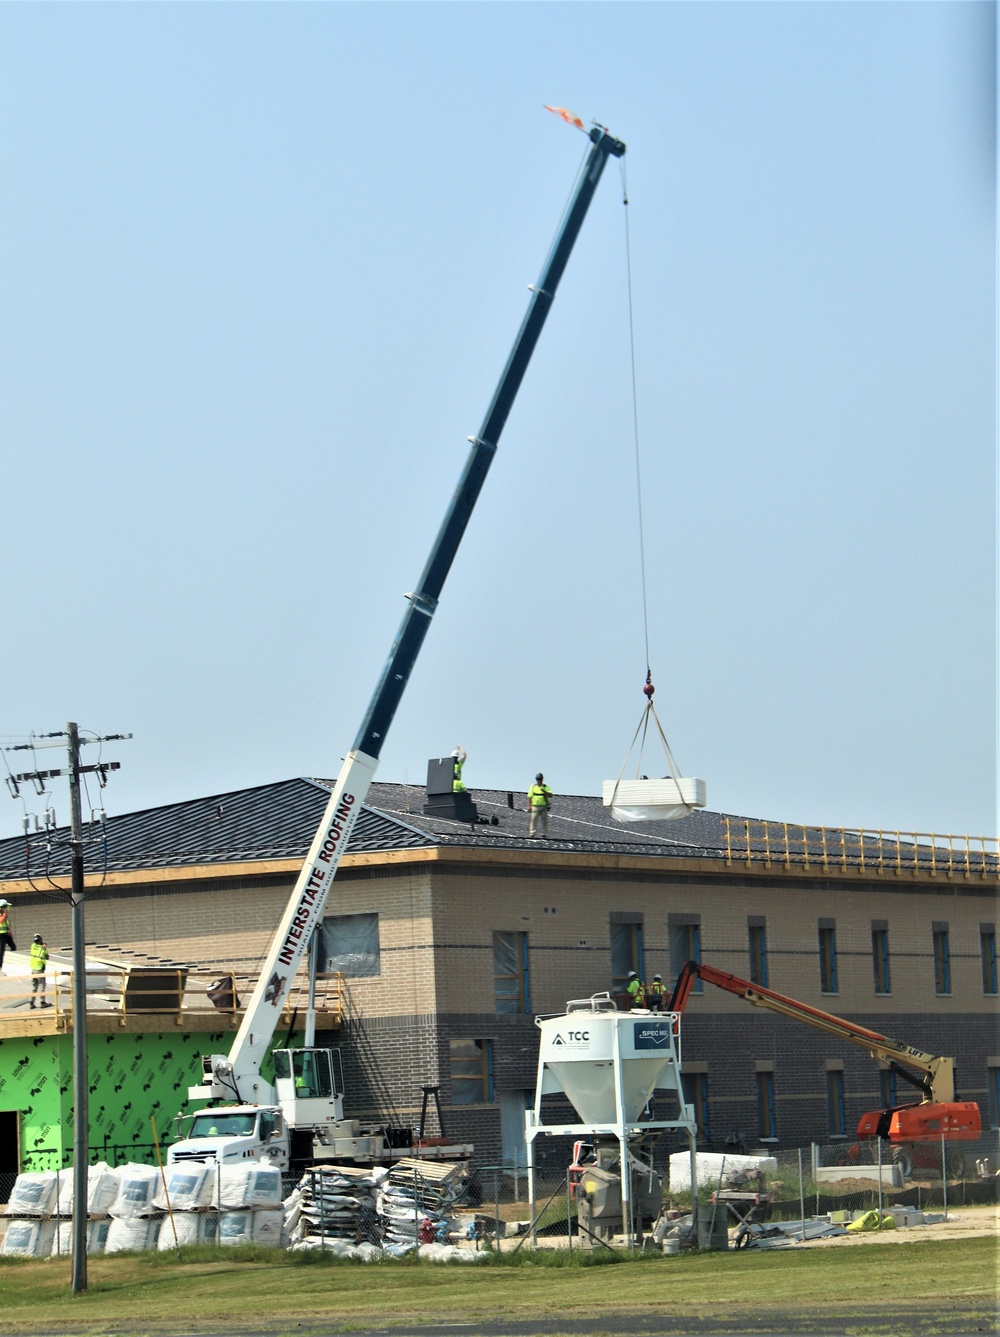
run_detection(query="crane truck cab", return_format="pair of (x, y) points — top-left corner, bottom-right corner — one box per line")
(169, 1104), (289, 1170)
(168, 1046), (387, 1171)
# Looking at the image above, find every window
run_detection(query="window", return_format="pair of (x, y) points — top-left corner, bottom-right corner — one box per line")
(827, 1069), (846, 1136)
(879, 1068), (898, 1109)
(933, 924), (951, 995)
(610, 917), (644, 995)
(319, 912), (380, 978)
(669, 915), (702, 991)
(989, 1066), (1000, 1130)
(274, 1048), (341, 1098)
(450, 1039), (494, 1104)
(871, 924), (891, 995)
(748, 919), (768, 987)
(756, 1070), (776, 1139)
(818, 921), (838, 994)
(981, 927), (997, 996)
(681, 1072), (710, 1142)
(494, 931), (530, 1014)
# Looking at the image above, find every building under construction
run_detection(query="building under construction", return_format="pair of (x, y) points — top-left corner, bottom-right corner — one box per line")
(0, 774), (995, 1185)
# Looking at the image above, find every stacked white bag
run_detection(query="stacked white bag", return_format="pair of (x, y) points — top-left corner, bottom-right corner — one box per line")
(152, 1160), (217, 1246)
(3, 1219), (56, 1257)
(3, 1171), (59, 1258)
(212, 1163), (283, 1247)
(52, 1219), (111, 1255)
(105, 1163), (162, 1253)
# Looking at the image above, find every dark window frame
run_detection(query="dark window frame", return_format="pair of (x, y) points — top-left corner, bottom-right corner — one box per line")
(450, 1038), (495, 1105)
(748, 921), (768, 987)
(493, 930), (531, 1014)
(756, 1070), (776, 1140)
(933, 925), (951, 996)
(981, 927), (997, 996)
(871, 926), (891, 995)
(819, 922), (838, 994)
(827, 1069), (846, 1136)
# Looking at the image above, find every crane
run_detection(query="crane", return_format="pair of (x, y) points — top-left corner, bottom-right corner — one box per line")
(668, 961), (981, 1154)
(170, 122), (627, 1174)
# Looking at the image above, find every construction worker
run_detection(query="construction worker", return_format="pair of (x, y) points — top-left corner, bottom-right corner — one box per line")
(527, 773), (553, 838)
(29, 935), (50, 1009)
(626, 970), (645, 1008)
(0, 900), (15, 971)
(647, 973), (667, 1011)
(451, 746), (467, 793)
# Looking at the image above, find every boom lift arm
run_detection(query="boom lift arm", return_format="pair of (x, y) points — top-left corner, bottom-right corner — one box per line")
(197, 124), (627, 1106)
(668, 961), (980, 1143)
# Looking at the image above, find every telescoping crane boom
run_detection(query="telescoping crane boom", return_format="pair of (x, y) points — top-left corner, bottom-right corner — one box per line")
(176, 124), (626, 1171)
(668, 961), (981, 1146)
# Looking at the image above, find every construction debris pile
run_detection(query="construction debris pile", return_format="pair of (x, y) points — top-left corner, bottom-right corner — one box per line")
(286, 1158), (481, 1259)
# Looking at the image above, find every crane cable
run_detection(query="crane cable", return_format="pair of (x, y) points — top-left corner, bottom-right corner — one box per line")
(612, 154), (693, 812)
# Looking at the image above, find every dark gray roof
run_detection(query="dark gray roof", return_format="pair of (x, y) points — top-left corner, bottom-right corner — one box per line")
(0, 778), (991, 880)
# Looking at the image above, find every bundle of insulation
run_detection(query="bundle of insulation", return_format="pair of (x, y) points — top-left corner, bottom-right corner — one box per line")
(105, 1216), (162, 1253)
(2, 1219), (56, 1257)
(155, 1212), (219, 1248)
(376, 1159), (470, 1248)
(53, 1162), (120, 1219)
(51, 1219), (111, 1256)
(217, 1163), (283, 1210)
(4, 1171), (58, 1218)
(284, 1164), (383, 1247)
(109, 1164), (161, 1218)
(216, 1209), (283, 1246)
(152, 1161), (215, 1213)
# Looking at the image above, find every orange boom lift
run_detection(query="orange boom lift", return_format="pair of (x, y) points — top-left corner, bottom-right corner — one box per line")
(668, 961), (981, 1148)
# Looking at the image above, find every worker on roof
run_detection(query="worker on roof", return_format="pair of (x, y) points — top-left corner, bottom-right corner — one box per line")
(29, 935), (50, 1009)
(626, 970), (645, 1008)
(451, 746), (467, 793)
(527, 772), (553, 839)
(647, 973), (666, 1012)
(0, 900), (14, 971)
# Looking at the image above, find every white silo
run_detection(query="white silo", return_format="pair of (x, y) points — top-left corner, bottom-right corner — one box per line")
(525, 994), (698, 1248)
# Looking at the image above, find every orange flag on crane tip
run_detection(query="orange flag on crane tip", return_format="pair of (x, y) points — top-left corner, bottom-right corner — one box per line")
(545, 105), (585, 131)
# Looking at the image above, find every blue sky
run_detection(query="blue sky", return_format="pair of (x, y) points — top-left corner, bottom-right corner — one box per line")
(1, 2), (995, 842)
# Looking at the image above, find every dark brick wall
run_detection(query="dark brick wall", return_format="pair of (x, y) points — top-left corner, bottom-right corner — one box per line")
(325, 1006), (996, 1168)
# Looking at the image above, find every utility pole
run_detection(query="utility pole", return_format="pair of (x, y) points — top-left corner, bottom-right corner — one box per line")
(4, 723), (130, 1294)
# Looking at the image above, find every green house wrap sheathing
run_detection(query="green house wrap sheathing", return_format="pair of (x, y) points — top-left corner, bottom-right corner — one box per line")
(0, 1030), (238, 1170)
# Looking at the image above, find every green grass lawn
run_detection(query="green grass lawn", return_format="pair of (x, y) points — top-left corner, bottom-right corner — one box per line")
(0, 1238), (994, 1335)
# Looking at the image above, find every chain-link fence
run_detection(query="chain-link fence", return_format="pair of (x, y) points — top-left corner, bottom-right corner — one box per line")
(3, 1132), (996, 1254)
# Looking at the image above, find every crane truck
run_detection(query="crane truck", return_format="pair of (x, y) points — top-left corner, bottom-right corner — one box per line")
(168, 121), (627, 1176)
(668, 961), (981, 1178)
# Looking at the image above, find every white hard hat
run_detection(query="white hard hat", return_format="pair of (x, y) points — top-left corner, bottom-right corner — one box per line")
(0, 900), (9, 907)
(627, 970), (637, 978)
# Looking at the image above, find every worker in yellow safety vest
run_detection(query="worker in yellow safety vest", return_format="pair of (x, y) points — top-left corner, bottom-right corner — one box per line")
(527, 773), (553, 839)
(451, 746), (467, 793)
(0, 900), (15, 971)
(626, 970), (645, 1008)
(647, 974), (667, 1011)
(29, 934), (50, 1009)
